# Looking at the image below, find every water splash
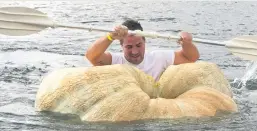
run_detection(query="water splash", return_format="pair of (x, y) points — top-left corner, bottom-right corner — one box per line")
(229, 61), (257, 121)
(233, 61), (257, 90)
(241, 61), (257, 82)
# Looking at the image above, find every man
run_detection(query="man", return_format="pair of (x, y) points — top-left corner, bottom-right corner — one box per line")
(85, 19), (200, 81)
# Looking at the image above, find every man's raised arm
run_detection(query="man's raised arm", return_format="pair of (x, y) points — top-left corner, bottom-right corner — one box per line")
(85, 35), (113, 66)
(174, 32), (200, 65)
(85, 25), (128, 66)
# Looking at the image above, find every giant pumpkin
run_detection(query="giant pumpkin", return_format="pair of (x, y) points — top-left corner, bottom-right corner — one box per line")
(35, 61), (238, 122)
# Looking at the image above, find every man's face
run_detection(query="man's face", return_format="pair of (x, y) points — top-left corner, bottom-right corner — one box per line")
(121, 35), (145, 65)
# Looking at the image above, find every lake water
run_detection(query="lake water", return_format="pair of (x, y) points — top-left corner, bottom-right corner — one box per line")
(0, 1), (257, 130)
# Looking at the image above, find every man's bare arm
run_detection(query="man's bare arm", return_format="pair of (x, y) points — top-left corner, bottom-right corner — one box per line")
(85, 36), (112, 66)
(174, 32), (200, 65)
(85, 25), (128, 66)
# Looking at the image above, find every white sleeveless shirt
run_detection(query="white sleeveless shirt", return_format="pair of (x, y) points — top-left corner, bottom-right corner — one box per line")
(110, 50), (175, 81)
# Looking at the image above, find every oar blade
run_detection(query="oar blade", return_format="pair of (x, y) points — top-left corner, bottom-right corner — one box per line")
(0, 20), (47, 36)
(225, 35), (257, 61)
(0, 7), (53, 36)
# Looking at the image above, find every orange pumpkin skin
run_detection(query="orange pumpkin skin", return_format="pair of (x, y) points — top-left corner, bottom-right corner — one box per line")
(35, 62), (238, 122)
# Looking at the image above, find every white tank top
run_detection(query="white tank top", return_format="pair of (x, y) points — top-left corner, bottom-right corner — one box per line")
(111, 50), (175, 81)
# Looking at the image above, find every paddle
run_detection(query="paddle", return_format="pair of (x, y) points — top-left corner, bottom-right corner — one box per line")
(0, 6), (256, 61)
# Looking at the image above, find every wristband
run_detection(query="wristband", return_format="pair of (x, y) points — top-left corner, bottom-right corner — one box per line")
(106, 33), (113, 41)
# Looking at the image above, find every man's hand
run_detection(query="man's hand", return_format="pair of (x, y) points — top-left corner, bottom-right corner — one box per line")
(109, 25), (128, 40)
(174, 31), (199, 65)
(177, 32), (193, 45)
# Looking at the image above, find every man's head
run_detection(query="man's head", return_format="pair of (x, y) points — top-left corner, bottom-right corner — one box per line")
(120, 19), (146, 65)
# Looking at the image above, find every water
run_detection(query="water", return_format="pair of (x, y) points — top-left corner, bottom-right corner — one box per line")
(0, 1), (257, 130)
